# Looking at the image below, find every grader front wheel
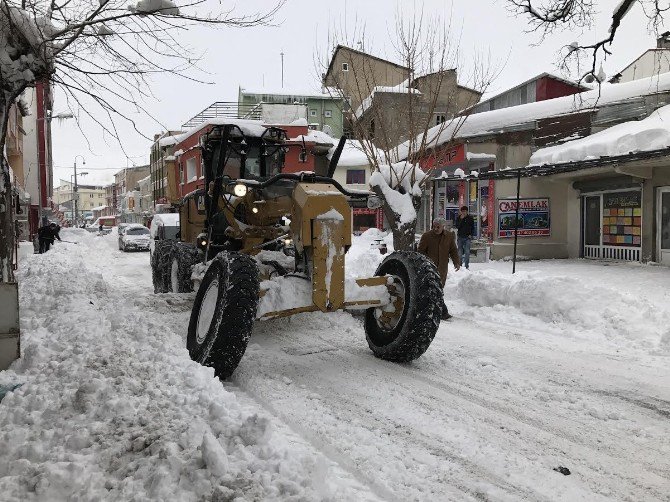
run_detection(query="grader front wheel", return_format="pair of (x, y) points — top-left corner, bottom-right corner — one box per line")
(364, 251), (443, 362)
(187, 252), (260, 379)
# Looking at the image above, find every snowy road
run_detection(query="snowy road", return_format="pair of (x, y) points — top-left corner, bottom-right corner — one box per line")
(2, 229), (669, 501)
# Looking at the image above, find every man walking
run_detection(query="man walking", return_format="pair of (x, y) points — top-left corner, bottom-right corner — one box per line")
(418, 218), (461, 320)
(455, 206), (475, 269)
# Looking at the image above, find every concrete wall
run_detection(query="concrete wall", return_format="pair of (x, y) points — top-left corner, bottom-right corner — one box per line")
(489, 177), (572, 260)
(618, 50), (670, 83)
(324, 48), (409, 111)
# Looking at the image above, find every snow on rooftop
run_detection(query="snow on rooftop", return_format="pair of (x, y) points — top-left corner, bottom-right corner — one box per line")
(152, 213), (179, 226)
(162, 118), (269, 148)
(400, 71), (670, 160)
(327, 139), (379, 167)
(290, 129), (336, 146)
(354, 79), (421, 119)
(240, 85), (340, 99)
(530, 103), (670, 166)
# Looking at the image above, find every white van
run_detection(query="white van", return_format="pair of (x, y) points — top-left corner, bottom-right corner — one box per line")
(149, 213), (180, 255)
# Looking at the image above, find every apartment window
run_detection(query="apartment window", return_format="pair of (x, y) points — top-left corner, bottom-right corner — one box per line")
(186, 157), (197, 182)
(89, 194), (94, 198)
(346, 169), (366, 185)
(342, 62), (349, 72)
(435, 114), (447, 125)
(324, 110), (332, 118)
(310, 109), (317, 117)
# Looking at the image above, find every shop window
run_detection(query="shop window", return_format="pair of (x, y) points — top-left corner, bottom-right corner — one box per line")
(346, 169), (366, 185)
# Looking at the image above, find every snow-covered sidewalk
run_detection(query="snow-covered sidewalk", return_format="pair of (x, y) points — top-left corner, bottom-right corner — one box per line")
(0, 230), (377, 501)
(1, 228), (669, 501)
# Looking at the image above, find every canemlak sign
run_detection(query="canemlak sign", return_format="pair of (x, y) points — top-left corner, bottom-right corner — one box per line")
(498, 198), (550, 238)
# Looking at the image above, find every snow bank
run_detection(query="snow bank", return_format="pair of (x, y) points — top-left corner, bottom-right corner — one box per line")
(530, 103), (670, 165)
(0, 230), (345, 500)
(455, 269), (670, 350)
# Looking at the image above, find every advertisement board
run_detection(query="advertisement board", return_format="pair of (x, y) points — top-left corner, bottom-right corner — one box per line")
(498, 198), (550, 238)
(602, 190), (642, 247)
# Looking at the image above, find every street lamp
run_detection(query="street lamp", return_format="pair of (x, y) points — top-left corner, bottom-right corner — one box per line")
(73, 155), (86, 226)
(70, 172), (88, 225)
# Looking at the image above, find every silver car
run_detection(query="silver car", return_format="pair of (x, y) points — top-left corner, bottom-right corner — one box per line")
(119, 225), (151, 252)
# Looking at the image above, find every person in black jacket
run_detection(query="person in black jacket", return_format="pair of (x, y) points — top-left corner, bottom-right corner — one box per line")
(38, 222), (61, 253)
(454, 206), (475, 269)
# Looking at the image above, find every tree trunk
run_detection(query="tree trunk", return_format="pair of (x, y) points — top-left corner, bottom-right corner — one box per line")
(0, 91), (16, 283)
(372, 186), (421, 252)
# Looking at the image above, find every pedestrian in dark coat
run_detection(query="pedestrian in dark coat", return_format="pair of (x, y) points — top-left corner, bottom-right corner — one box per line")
(38, 222), (61, 253)
(454, 206), (476, 269)
(418, 217), (461, 320)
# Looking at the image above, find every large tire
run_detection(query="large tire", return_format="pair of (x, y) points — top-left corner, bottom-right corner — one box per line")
(170, 243), (200, 293)
(364, 251), (442, 362)
(151, 241), (174, 293)
(187, 252), (259, 379)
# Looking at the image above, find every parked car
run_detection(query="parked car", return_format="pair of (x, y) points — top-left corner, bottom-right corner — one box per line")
(117, 223), (130, 239)
(119, 224), (151, 252)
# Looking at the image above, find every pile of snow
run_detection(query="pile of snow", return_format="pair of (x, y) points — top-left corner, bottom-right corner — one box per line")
(454, 269), (670, 350)
(369, 162), (426, 225)
(0, 231), (343, 500)
(530, 103), (670, 166)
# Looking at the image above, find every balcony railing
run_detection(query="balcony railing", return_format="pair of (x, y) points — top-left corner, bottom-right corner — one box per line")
(182, 102), (263, 128)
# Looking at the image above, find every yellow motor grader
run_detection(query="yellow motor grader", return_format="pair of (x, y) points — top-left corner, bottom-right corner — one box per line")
(151, 122), (443, 378)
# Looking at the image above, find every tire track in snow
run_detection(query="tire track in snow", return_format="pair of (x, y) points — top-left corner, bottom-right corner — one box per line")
(328, 336), (670, 498)
(231, 378), (408, 502)
(235, 341), (555, 501)
(243, 313), (669, 501)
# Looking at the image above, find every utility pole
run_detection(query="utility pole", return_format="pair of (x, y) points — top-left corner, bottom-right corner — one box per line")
(280, 51), (284, 89)
(73, 155), (85, 226)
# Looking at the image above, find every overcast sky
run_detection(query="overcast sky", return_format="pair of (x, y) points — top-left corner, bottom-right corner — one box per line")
(51, 0), (660, 187)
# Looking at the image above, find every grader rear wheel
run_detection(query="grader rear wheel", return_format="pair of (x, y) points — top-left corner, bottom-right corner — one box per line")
(187, 252), (260, 379)
(364, 251), (443, 362)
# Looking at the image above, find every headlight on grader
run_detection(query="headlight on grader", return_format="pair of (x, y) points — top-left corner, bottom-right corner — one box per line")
(233, 184), (248, 197)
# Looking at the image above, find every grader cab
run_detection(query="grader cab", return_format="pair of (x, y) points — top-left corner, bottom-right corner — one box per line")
(151, 122), (443, 378)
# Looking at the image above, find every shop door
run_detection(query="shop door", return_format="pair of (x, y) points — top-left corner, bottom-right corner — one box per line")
(583, 196), (601, 258)
(658, 187), (670, 265)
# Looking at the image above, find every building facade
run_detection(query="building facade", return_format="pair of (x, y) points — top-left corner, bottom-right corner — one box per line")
(416, 72), (670, 264)
(238, 87), (346, 138)
(323, 45), (482, 150)
(52, 180), (106, 223)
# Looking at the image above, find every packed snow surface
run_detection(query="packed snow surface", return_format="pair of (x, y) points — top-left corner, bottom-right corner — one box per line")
(530, 103), (670, 165)
(1, 229), (669, 500)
